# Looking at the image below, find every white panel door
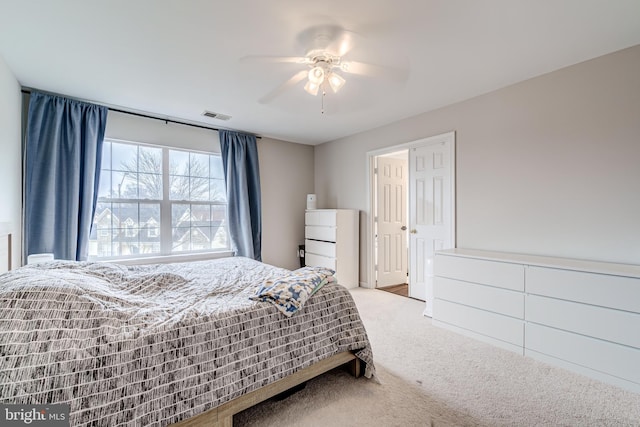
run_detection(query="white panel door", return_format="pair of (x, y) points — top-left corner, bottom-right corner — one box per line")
(409, 135), (454, 307)
(376, 156), (408, 287)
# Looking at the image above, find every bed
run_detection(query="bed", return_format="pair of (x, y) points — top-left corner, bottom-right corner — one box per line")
(0, 255), (374, 426)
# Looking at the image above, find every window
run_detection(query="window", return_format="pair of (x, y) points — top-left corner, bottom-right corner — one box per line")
(88, 139), (228, 259)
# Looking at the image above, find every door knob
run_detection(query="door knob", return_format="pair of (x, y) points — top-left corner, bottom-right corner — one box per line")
(410, 229), (417, 234)
(401, 226), (407, 231)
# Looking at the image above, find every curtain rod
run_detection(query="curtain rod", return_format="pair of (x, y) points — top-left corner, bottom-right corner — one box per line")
(20, 87), (261, 139)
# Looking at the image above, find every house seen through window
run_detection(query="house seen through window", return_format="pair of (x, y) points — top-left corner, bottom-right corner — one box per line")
(88, 139), (228, 259)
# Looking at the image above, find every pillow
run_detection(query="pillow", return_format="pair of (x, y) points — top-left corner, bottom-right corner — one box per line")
(250, 267), (335, 317)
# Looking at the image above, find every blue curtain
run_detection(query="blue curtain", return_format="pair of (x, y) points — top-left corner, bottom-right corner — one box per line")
(219, 130), (262, 261)
(25, 92), (108, 261)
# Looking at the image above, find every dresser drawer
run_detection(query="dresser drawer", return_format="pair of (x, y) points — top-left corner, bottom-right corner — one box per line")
(434, 277), (524, 319)
(305, 226), (336, 242)
(433, 299), (524, 347)
(305, 253), (336, 270)
(305, 239), (336, 258)
(526, 294), (640, 348)
(305, 210), (336, 227)
(526, 323), (640, 386)
(435, 254), (524, 291)
(527, 266), (640, 313)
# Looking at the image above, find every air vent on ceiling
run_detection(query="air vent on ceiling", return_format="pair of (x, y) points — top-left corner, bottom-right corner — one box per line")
(202, 110), (232, 121)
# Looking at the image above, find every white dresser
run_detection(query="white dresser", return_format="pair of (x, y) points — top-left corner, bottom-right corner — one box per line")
(305, 209), (359, 288)
(433, 248), (640, 393)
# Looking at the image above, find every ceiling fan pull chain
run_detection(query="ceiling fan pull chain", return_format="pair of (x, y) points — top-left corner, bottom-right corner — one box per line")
(321, 89), (326, 115)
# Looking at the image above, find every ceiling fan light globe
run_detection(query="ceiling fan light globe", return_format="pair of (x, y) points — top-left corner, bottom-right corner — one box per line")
(304, 80), (320, 96)
(328, 72), (346, 93)
(308, 66), (325, 84)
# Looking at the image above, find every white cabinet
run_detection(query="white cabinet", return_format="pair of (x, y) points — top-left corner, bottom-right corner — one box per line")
(433, 248), (640, 393)
(305, 209), (358, 288)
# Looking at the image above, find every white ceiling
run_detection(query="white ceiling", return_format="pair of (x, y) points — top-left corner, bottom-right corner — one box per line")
(1, 1), (639, 145)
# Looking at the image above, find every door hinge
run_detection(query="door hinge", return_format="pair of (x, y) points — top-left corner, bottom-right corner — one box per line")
(374, 167), (378, 174)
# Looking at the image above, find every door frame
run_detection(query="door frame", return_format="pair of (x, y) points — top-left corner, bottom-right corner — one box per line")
(365, 131), (456, 291)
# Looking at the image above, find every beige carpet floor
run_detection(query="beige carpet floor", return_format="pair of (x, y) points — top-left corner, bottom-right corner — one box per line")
(235, 288), (640, 426)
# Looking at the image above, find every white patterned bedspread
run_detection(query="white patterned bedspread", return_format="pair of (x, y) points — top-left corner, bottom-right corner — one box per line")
(0, 257), (374, 426)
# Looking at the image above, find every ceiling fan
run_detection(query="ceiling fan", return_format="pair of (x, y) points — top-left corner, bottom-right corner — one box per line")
(241, 24), (408, 104)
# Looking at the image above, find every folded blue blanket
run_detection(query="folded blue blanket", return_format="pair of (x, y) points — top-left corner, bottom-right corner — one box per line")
(250, 266), (336, 317)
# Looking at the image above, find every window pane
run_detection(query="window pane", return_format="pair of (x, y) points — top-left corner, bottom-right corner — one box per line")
(139, 203), (160, 253)
(169, 174), (188, 200)
(172, 227), (191, 252)
(111, 143), (137, 172)
(90, 202), (114, 258)
(169, 150), (189, 200)
(194, 227), (212, 251)
(210, 178), (226, 202)
(89, 202), (161, 257)
(191, 204), (211, 227)
(138, 173), (162, 199)
(171, 203), (227, 253)
(140, 204), (160, 226)
(190, 177), (208, 201)
(170, 150), (189, 175)
(210, 155), (224, 179)
(97, 171), (112, 198)
(139, 146), (162, 174)
(172, 202), (195, 253)
(172, 204), (190, 227)
(112, 203), (138, 257)
(211, 204), (228, 249)
(190, 152), (209, 178)
(211, 225), (228, 250)
(113, 171), (138, 199)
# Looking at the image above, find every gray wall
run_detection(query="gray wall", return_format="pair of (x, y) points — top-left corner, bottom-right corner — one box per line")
(0, 54), (22, 268)
(259, 138), (314, 270)
(106, 111), (314, 270)
(315, 45), (640, 285)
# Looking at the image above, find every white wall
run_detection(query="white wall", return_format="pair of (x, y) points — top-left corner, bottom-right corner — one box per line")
(315, 45), (640, 285)
(106, 111), (221, 152)
(106, 111), (314, 270)
(0, 54), (22, 268)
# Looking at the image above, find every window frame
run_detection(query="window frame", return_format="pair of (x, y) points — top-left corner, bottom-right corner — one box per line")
(89, 138), (230, 262)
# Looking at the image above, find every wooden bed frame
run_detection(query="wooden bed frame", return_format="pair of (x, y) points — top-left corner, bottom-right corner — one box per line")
(171, 351), (362, 427)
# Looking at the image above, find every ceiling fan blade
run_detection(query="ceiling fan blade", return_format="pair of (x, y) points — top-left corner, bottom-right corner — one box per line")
(240, 55), (308, 64)
(342, 60), (409, 82)
(325, 29), (358, 57)
(258, 70), (308, 104)
(297, 24), (361, 57)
